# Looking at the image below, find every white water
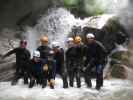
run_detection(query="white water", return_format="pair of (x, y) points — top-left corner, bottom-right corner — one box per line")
(111, 44), (128, 53)
(26, 8), (76, 53)
(25, 8), (113, 54)
(17, 2), (133, 100)
(0, 78), (133, 100)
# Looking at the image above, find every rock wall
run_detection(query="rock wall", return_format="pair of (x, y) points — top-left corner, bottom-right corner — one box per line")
(0, 29), (19, 82)
(0, 0), (63, 30)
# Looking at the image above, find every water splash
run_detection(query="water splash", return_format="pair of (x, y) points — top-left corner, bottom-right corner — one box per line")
(97, 0), (128, 13)
(25, 8), (113, 53)
(0, 78), (133, 100)
(82, 14), (113, 29)
(111, 44), (128, 54)
(26, 8), (77, 53)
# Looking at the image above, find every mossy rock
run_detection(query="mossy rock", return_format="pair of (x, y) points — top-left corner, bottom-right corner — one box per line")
(111, 64), (128, 79)
(111, 51), (129, 66)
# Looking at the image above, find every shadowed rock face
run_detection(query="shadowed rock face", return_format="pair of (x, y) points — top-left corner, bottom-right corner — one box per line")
(0, 0), (63, 30)
(0, 29), (19, 82)
(71, 16), (129, 53)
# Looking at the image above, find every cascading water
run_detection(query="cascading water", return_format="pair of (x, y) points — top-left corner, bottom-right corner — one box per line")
(1, 0), (133, 100)
(26, 8), (78, 53)
(25, 8), (113, 54)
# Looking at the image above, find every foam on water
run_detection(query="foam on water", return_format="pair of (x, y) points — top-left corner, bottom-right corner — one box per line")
(0, 78), (133, 100)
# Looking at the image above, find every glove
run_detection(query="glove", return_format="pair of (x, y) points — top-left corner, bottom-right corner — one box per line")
(43, 64), (48, 71)
(50, 79), (55, 85)
(82, 67), (87, 72)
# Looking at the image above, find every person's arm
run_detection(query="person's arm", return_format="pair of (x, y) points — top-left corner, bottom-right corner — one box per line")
(97, 41), (108, 65)
(27, 50), (31, 59)
(2, 48), (17, 58)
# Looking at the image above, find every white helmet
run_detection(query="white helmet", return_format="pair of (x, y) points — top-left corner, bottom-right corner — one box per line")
(86, 33), (95, 39)
(49, 50), (54, 55)
(52, 41), (60, 48)
(67, 37), (74, 42)
(33, 50), (40, 57)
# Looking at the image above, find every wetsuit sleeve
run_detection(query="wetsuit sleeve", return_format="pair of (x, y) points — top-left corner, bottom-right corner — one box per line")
(82, 45), (89, 66)
(27, 50), (31, 59)
(97, 41), (108, 64)
(36, 46), (42, 52)
(60, 48), (66, 72)
(3, 48), (17, 58)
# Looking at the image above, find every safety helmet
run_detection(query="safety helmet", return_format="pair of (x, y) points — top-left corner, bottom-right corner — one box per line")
(40, 36), (48, 43)
(51, 41), (60, 48)
(86, 33), (95, 39)
(74, 36), (82, 43)
(67, 37), (74, 42)
(33, 50), (40, 57)
(48, 50), (54, 56)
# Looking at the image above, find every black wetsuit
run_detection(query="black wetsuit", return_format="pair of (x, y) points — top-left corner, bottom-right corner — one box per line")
(66, 44), (85, 88)
(54, 48), (68, 88)
(84, 41), (107, 89)
(4, 47), (31, 85)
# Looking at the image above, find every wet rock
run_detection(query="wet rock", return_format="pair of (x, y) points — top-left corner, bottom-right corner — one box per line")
(0, 0), (64, 30)
(70, 16), (129, 53)
(104, 48), (130, 79)
(111, 50), (130, 66)
(110, 64), (128, 79)
(0, 29), (18, 81)
(0, 62), (15, 82)
(99, 17), (129, 52)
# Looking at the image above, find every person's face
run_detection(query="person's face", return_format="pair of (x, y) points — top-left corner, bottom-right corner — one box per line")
(74, 41), (81, 46)
(20, 42), (27, 48)
(41, 42), (48, 46)
(87, 38), (95, 44)
(67, 41), (74, 47)
(33, 56), (40, 62)
(53, 47), (59, 53)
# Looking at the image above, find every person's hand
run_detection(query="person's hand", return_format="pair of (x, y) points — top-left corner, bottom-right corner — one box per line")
(82, 67), (87, 72)
(50, 79), (55, 85)
(43, 64), (48, 71)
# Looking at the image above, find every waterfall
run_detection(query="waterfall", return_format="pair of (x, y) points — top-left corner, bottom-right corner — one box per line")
(26, 8), (77, 53)
(25, 8), (113, 54)
(0, 1), (133, 100)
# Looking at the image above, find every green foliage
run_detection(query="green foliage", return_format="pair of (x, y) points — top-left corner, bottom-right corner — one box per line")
(83, 0), (104, 16)
(64, 0), (79, 6)
(63, 0), (105, 17)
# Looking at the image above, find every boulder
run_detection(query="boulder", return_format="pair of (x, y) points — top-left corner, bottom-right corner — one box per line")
(111, 50), (130, 66)
(110, 64), (128, 79)
(0, 62), (15, 82)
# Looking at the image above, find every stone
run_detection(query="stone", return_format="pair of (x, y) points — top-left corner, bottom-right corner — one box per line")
(111, 50), (130, 66)
(110, 64), (128, 79)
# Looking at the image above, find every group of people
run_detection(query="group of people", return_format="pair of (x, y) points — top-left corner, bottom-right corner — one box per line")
(2, 33), (107, 90)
